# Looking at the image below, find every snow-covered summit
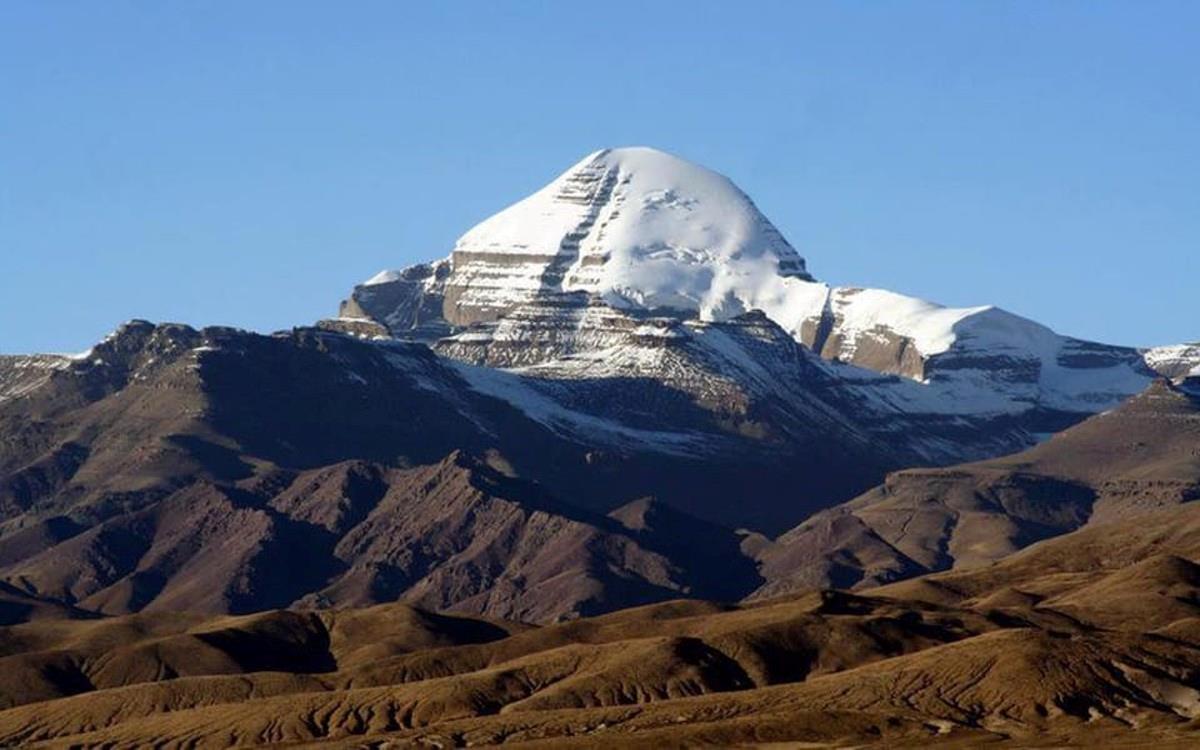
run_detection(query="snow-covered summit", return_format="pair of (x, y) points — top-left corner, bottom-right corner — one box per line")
(443, 147), (812, 322)
(345, 146), (1049, 366)
(339, 147), (1197, 411)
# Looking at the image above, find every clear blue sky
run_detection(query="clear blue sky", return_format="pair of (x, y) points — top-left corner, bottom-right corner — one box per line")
(2, 2), (1197, 353)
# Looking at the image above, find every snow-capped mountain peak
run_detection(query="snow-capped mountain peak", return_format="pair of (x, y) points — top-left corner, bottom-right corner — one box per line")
(439, 146), (810, 323)
(345, 146), (1061, 368)
(337, 147), (1197, 424)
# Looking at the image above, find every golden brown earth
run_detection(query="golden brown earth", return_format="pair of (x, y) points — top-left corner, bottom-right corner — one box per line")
(2, 500), (1200, 748)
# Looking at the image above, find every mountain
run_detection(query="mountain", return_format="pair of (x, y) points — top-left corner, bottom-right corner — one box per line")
(10, 316), (1173, 623)
(3, 147), (1199, 626)
(0, 321), (795, 620)
(3, 145), (1200, 746)
(754, 376), (1200, 596)
(341, 146), (812, 331)
(0, 318), (1155, 625)
(10, 318), (1009, 620)
(339, 146), (1195, 443)
(2, 501), (1199, 747)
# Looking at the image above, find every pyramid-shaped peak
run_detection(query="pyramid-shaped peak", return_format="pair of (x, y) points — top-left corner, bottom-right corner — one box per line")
(449, 146), (812, 319)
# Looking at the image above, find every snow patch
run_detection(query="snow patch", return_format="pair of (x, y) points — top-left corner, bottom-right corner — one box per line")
(363, 269), (404, 286)
(453, 360), (709, 456)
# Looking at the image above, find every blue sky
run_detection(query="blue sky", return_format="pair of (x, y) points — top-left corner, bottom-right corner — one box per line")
(2, 2), (1197, 353)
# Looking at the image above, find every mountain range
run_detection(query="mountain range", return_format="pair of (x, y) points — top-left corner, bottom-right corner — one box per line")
(2, 146), (1198, 746)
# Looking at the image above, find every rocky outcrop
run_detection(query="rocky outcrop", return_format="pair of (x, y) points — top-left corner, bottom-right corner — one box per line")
(0, 354), (72, 404)
(337, 259), (453, 338)
(1145, 342), (1200, 378)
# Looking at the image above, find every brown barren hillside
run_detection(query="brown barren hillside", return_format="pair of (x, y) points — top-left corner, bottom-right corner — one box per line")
(2, 501), (1200, 747)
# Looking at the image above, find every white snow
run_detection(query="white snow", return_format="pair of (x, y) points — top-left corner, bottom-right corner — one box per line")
(363, 269), (404, 286)
(456, 147), (805, 274)
(830, 289), (995, 358)
(631, 323), (688, 340)
(1143, 343), (1200, 377)
(451, 359), (710, 456)
(413, 147), (814, 320)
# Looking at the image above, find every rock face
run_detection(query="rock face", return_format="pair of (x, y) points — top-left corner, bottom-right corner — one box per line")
(340, 259), (454, 337)
(0, 354), (72, 404)
(1145, 342), (1200, 378)
(753, 376), (1200, 596)
(340, 146), (1195, 451)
